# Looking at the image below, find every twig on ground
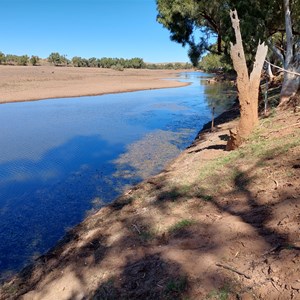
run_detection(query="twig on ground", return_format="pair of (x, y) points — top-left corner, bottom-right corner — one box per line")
(273, 179), (279, 189)
(216, 263), (252, 279)
(271, 279), (281, 292)
(132, 224), (141, 234)
(277, 216), (288, 226)
(262, 244), (281, 256)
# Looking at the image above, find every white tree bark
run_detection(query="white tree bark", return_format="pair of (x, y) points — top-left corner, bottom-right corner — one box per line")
(283, 0), (293, 68)
(280, 0), (300, 105)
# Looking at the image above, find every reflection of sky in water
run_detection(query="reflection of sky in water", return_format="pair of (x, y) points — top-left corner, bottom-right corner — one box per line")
(0, 71), (234, 278)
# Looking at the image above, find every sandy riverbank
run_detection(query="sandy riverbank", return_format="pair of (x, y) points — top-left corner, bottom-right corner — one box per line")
(0, 66), (189, 103)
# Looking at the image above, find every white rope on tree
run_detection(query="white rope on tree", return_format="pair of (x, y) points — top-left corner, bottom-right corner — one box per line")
(265, 59), (300, 77)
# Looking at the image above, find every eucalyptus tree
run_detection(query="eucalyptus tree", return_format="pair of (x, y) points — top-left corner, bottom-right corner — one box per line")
(0, 52), (5, 64)
(279, 0), (300, 104)
(71, 56), (83, 67)
(128, 57), (145, 69)
(48, 53), (69, 66)
(18, 55), (29, 66)
(48, 52), (63, 66)
(156, 0), (300, 103)
(156, 0), (278, 63)
(88, 57), (98, 67)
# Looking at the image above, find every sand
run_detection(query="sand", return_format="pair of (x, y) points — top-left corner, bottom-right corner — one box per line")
(0, 65), (189, 103)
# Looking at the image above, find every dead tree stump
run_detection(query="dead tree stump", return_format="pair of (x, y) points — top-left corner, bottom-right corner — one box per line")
(226, 10), (268, 150)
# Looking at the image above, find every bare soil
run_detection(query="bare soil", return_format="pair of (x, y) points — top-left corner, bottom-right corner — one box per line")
(1, 105), (299, 299)
(0, 66), (187, 103)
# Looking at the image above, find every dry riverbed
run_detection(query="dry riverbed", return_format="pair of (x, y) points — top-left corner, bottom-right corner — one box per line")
(0, 66), (188, 103)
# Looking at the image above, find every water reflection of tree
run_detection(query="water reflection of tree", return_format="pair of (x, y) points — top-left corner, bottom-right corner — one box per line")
(203, 81), (236, 116)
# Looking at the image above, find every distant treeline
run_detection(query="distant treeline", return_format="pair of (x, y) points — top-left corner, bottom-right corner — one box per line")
(0, 52), (39, 66)
(0, 51), (192, 70)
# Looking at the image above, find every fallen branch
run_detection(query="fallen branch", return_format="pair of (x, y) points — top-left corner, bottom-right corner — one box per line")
(216, 263), (252, 279)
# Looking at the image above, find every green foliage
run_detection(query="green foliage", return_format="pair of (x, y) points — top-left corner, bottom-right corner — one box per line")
(128, 57), (145, 69)
(30, 55), (39, 66)
(207, 285), (230, 300)
(5, 54), (18, 65)
(72, 56), (89, 67)
(156, 0), (300, 66)
(48, 52), (60, 65)
(199, 53), (231, 72)
(165, 276), (187, 295)
(18, 55), (29, 66)
(2, 54), (29, 66)
(0, 51), (5, 64)
(71, 56), (145, 69)
(69, 55), (190, 70)
(88, 57), (98, 67)
(198, 193), (213, 202)
(146, 62), (192, 69)
(111, 63), (124, 71)
(139, 230), (154, 242)
(169, 219), (194, 232)
(48, 52), (69, 66)
(0, 50), (191, 70)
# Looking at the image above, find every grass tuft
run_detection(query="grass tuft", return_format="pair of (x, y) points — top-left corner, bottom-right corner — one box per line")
(165, 276), (188, 296)
(169, 219), (195, 233)
(207, 284), (231, 300)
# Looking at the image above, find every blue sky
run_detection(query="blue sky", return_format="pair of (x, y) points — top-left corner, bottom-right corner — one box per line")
(1, 0), (189, 63)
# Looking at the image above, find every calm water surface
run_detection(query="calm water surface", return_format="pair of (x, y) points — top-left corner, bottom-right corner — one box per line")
(0, 72), (234, 278)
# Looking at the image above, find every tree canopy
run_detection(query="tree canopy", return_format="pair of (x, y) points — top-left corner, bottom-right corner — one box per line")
(156, 0), (298, 65)
(48, 52), (69, 66)
(156, 0), (300, 100)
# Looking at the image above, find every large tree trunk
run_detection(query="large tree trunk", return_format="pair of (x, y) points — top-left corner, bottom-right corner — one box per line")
(226, 10), (268, 150)
(279, 0), (300, 106)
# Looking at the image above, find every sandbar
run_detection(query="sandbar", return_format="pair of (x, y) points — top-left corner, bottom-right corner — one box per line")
(0, 65), (189, 103)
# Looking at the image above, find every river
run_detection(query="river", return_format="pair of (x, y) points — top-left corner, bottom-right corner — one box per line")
(0, 72), (235, 279)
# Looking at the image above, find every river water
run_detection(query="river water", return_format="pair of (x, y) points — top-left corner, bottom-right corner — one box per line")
(0, 72), (235, 279)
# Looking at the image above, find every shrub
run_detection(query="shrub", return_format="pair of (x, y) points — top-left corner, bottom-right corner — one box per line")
(0, 51), (5, 64)
(30, 55), (40, 66)
(111, 63), (124, 71)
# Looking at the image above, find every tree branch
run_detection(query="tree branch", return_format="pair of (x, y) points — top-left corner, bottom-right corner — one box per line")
(284, 0), (294, 67)
(266, 40), (285, 65)
(199, 12), (219, 33)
